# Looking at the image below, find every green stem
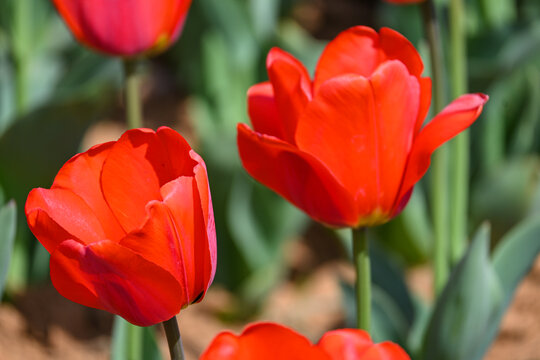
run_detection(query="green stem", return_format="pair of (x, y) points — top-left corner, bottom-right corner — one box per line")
(352, 227), (370, 332)
(422, 0), (449, 295)
(449, 0), (469, 264)
(128, 323), (144, 360)
(13, 0), (30, 116)
(123, 59), (143, 129)
(14, 57), (28, 116)
(163, 317), (185, 360)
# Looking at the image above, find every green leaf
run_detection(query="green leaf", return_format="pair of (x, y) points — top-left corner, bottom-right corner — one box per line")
(478, 0), (516, 30)
(375, 185), (432, 264)
(227, 174), (272, 270)
(370, 246), (415, 329)
(200, 0), (258, 68)
(371, 286), (411, 345)
(0, 200), (16, 298)
(472, 215), (540, 357)
(421, 224), (503, 360)
(472, 158), (540, 239)
(249, 0), (280, 42)
(111, 317), (162, 360)
(0, 96), (113, 209)
(228, 173), (306, 301)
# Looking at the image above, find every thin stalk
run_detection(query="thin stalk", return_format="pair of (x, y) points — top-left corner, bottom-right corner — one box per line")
(422, 0), (449, 295)
(163, 317), (185, 360)
(449, 0), (469, 264)
(123, 59), (143, 129)
(352, 227), (370, 332)
(128, 324), (144, 360)
(14, 58), (28, 116)
(13, 0), (30, 116)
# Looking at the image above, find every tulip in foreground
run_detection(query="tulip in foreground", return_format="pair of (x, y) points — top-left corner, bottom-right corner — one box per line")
(201, 322), (410, 360)
(52, 0), (192, 56)
(25, 127), (216, 326)
(238, 26), (488, 228)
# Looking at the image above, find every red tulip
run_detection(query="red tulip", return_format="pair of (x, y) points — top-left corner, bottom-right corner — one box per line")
(52, 0), (192, 56)
(200, 322), (410, 360)
(238, 26), (488, 228)
(25, 127), (216, 326)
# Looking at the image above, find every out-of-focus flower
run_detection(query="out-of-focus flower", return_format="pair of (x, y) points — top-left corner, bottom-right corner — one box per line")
(52, 0), (192, 56)
(25, 127), (216, 326)
(238, 26), (488, 228)
(200, 322), (410, 359)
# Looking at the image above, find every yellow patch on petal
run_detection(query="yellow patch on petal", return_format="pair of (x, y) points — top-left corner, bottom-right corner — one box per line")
(141, 33), (172, 58)
(355, 208), (391, 228)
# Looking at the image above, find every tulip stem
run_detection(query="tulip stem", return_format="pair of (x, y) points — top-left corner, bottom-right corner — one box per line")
(127, 323), (144, 360)
(163, 317), (185, 360)
(352, 227), (370, 332)
(449, 0), (469, 264)
(123, 59), (144, 129)
(422, 0), (449, 295)
(14, 57), (28, 116)
(13, 0), (30, 116)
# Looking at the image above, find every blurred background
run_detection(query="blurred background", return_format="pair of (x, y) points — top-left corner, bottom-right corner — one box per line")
(1, 0), (540, 359)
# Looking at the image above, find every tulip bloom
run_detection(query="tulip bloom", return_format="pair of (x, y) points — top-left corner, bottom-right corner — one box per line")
(25, 127), (216, 326)
(238, 26), (487, 228)
(201, 322), (410, 360)
(52, 0), (192, 56)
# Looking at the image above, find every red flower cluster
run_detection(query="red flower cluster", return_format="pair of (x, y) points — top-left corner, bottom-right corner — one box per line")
(52, 0), (192, 56)
(238, 26), (487, 228)
(25, 127), (216, 326)
(201, 322), (410, 360)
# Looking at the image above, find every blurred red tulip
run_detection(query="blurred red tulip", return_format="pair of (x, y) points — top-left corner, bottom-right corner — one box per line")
(25, 127), (216, 326)
(200, 322), (410, 360)
(52, 0), (192, 56)
(238, 26), (488, 228)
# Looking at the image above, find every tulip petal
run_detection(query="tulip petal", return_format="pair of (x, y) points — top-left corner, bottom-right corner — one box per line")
(247, 82), (285, 140)
(378, 27), (424, 76)
(296, 61), (419, 223)
(26, 188), (106, 252)
(267, 48), (312, 144)
(237, 123), (357, 227)
(163, 0), (192, 45)
(162, 176), (212, 303)
(155, 126), (199, 181)
(317, 329), (373, 360)
(52, 0), (191, 56)
(415, 77), (432, 134)
(318, 329), (411, 360)
(395, 93), (489, 210)
(369, 61), (420, 211)
(118, 150), (215, 305)
(200, 323), (329, 360)
(190, 152), (217, 291)
(358, 343), (411, 360)
(51, 141), (125, 241)
(119, 179), (211, 305)
(100, 129), (162, 233)
(118, 200), (187, 298)
(101, 128), (196, 234)
(314, 26), (423, 91)
(50, 239), (183, 327)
